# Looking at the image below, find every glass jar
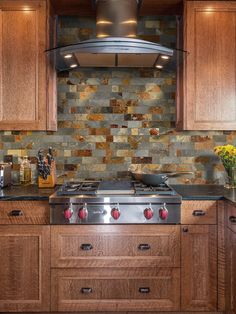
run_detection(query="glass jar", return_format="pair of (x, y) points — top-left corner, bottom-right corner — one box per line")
(20, 156), (31, 184)
(225, 166), (236, 188)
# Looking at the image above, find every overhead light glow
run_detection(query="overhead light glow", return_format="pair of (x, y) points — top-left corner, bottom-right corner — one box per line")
(127, 34), (137, 38)
(97, 33), (109, 38)
(161, 55), (170, 60)
(64, 54), (73, 59)
(155, 65), (163, 69)
(70, 64), (78, 68)
(121, 19), (137, 25)
(96, 20), (113, 25)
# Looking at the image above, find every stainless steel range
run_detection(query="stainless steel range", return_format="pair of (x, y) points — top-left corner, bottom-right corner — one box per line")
(49, 180), (181, 224)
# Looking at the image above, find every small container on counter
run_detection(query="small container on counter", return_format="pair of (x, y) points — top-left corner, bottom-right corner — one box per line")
(20, 156), (31, 184)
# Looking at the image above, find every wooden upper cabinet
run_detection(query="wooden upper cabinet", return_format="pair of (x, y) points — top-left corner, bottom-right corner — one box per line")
(0, 0), (57, 130)
(178, 1), (236, 130)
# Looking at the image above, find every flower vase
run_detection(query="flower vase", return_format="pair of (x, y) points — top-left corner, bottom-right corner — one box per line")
(225, 166), (236, 188)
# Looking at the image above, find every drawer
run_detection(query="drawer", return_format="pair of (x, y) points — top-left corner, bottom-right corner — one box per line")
(51, 268), (180, 312)
(51, 225), (180, 268)
(0, 201), (49, 224)
(181, 201), (217, 224)
(226, 202), (236, 233)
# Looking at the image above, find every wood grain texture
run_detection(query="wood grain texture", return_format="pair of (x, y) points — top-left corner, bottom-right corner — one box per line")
(226, 201), (236, 233)
(217, 201), (226, 311)
(51, 225), (180, 268)
(181, 200), (217, 224)
(0, 200), (49, 224)
(51, 268), (180, 312)
(0, 0), (56, 131)
(182, 1), (236, 130)
(181, 224), (217, 311)
(0, 225), (50, 312)
(225, 226), (236, 313)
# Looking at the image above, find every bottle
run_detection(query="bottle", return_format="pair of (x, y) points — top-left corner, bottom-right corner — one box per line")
(20, 156), (31, 184)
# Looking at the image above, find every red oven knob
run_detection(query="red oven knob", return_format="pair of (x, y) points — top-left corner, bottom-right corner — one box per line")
(144, 207), (153, 220)
(111, 207), (120, 220)
(64, 207), (73, 219)
(78, 206), (88, 220)
(159, 204), (168, 220)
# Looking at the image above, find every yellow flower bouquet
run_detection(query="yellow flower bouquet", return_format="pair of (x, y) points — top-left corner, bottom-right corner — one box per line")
(214, 144), (236, 187)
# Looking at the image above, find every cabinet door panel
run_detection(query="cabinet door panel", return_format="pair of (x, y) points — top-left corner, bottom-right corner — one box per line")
(225, 228), (236, 312)
(51, 268), (180, 312)
(0, 0), (56, 131)
(0, 225), (50, 312)
(51, 225), (180, 268)
(182, 1), (236, 130)
(181, 225), (217, 311)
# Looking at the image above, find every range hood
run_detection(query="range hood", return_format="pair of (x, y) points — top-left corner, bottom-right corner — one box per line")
(47, 0), (174, 71)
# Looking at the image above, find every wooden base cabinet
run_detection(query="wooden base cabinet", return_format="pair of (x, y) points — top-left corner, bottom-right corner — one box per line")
(181, 225), (217, 311)
(225, 202), (236, 313)
(0, 225), (50, 312)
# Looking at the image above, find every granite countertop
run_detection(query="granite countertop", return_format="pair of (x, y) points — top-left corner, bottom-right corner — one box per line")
(0, 184), (55, 200)
(0, 184), (236, 204)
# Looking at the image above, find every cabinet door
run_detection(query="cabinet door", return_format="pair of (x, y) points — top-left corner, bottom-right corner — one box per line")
(225, 227), (236, 313)
(180, 1), (236, 130)
(0, 0), (56, 130)
(181, 225), (217, 311)
(0, 225), (50, 312)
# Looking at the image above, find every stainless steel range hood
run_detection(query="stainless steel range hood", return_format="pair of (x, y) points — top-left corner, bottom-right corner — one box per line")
(47, 0), (174, 71)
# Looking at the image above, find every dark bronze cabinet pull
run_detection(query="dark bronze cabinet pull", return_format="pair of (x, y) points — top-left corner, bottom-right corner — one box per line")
(192, 210), (206, 216)
(81, 287), (92, 294)
(9, 210), (23, 217)
(80, 243), (93, 251)
(139, 287), (150, 294)
(182, 227), (188, 233)
(138, 244), (151, 250)
(229, 216), (236, 224)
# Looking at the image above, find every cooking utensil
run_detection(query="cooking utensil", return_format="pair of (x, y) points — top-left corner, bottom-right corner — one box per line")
(131, 171), (193, 186)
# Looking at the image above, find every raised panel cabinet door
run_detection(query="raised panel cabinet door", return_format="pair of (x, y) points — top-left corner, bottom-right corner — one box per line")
(0, 0), (56, 130)
(0, 225), (50, 312)
(181, 1), (236, 130)
(225, 228), (236, 313)
(181, 225), (217, 311)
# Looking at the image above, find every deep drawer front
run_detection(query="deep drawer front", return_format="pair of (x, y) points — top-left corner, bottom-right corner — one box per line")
(226, 202), (236, 233)
(51, 268), (180, 312)
(181, 201), (217, 224)
(51, 225), (180, 268)
(0, 201), (49, 224)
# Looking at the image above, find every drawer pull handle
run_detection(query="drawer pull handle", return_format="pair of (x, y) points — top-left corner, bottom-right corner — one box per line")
(192, 210), (206, 216)
(139, 287), (150, 294)
(138, 244), (151, 251)
(9, 210), (23, 217)
(80, 243), (93, 251)
(183, 227), (188, 233)
(229, 216), (236, 224)
(81, 287), (92, 294)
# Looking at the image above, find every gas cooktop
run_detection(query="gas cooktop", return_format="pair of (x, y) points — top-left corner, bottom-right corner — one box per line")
(56, 180), (177, 196)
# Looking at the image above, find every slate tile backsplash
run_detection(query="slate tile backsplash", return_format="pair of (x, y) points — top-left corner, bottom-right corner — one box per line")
(0, 16), (232, 184)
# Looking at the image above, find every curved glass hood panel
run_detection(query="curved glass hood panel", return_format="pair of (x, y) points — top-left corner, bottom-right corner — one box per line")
(46, 37), (174, 71)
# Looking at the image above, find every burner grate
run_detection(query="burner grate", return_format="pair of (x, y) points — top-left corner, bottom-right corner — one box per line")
(134, 182), (176, 195)
(57, 181), (100, 195)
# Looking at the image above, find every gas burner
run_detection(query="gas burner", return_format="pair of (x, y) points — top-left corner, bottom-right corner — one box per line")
(134, 181), (175, 195)
(57, 181), (100, 195)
